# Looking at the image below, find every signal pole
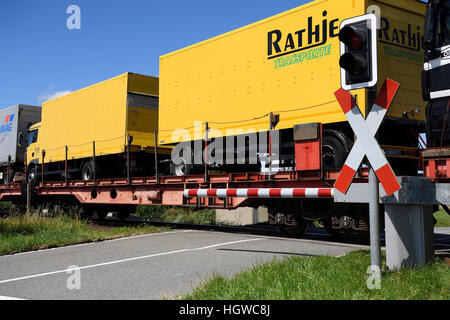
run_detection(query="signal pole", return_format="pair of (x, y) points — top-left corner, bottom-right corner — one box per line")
(338, 13), (381, 270)
(367, 85), (381, 270)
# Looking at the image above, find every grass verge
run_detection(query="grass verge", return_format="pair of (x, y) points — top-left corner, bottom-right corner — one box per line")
(136, 205), (216, 225)
(0, 212), (167, 256)
(185, 250), (449, 300)
(435, 209), (450, 227)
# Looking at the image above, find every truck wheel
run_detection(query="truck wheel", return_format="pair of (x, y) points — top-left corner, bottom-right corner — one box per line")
(173, 158), (192, 177)
(322, 136), (346, 170)
(81, 161), (95, 181)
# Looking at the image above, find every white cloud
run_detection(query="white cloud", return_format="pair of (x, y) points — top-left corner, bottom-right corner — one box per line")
(38, 90), (72, 103)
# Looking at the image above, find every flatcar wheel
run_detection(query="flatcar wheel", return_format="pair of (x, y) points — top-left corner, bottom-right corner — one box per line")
(89, 206), (108, 220)
(322, 217), (340, 236)
(281, 216), (310, 238)
(117, 210), (131, 220)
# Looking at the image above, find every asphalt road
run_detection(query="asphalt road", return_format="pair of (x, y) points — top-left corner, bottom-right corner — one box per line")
(0, 229), (365, 300)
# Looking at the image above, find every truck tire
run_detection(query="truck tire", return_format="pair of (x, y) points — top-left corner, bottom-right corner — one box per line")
(173, 158), (192, 177)
(322, 136), (346, 170)
(81, 161), (95, 181)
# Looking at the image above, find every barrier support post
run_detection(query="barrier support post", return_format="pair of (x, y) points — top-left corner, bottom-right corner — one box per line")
(367, 85), (381, 271)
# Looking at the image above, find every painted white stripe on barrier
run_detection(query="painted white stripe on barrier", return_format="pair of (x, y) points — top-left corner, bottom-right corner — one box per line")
(305, 189), (319, 198)
(198, 190), (209, 197)
(281, 189), (294, 198)
(258, 189), (271, 198)
(236, 189), (248, 197)
(216, 190), (228, 198)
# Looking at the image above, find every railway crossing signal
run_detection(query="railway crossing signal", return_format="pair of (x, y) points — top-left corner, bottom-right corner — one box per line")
(334, 79), (402, 196)
(339, 14), (378, 90)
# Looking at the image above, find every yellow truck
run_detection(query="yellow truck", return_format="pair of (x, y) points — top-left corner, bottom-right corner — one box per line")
(159, 0), (426, 175)
(27, 72), (171, 182)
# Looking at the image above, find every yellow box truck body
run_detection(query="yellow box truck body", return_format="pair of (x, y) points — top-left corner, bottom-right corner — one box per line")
(27, 73), (171, 172)
(159, 0), (426, 144)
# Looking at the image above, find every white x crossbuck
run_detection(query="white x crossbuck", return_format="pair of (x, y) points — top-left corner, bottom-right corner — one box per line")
(334, 79), (402, 196)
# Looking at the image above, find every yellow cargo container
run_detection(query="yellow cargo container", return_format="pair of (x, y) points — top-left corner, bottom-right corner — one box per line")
(159, 0), (426, 174)
(27, 73), (171, 180)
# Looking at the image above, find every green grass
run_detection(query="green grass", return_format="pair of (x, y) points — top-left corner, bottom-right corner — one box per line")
(435, 209), (450, 227)
(185, 250), (449, 300)
(0, 212), (167, 256)
(136, 205), (216, 225)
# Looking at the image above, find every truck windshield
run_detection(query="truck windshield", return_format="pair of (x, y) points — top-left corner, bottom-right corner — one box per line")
(28, 130), (38, 146)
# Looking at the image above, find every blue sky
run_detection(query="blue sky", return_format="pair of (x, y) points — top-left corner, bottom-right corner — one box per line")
(0, 0), (314, 108)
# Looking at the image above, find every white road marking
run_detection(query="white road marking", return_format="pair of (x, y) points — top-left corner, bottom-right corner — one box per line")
(0, 230), (195, 258)
(0, 238), (263, 285)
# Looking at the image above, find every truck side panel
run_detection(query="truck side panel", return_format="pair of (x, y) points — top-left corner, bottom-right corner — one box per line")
(159, 0), (367, 144)
(372, 0), (426, 121)
(40, 74), (128, 163)
(159, 0), (426, 145)
(0, 105), (19, 164)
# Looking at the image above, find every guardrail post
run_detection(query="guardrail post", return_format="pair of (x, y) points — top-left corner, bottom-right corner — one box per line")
(154, 130), (159, 184)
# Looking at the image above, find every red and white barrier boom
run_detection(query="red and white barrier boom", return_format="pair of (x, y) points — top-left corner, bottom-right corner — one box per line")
(184, 188), (334, 199)
(334, 79), (402, 196)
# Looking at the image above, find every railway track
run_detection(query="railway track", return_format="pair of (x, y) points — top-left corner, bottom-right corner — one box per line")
(93, 216), (372, 246)
(92, 216), (450, 251)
